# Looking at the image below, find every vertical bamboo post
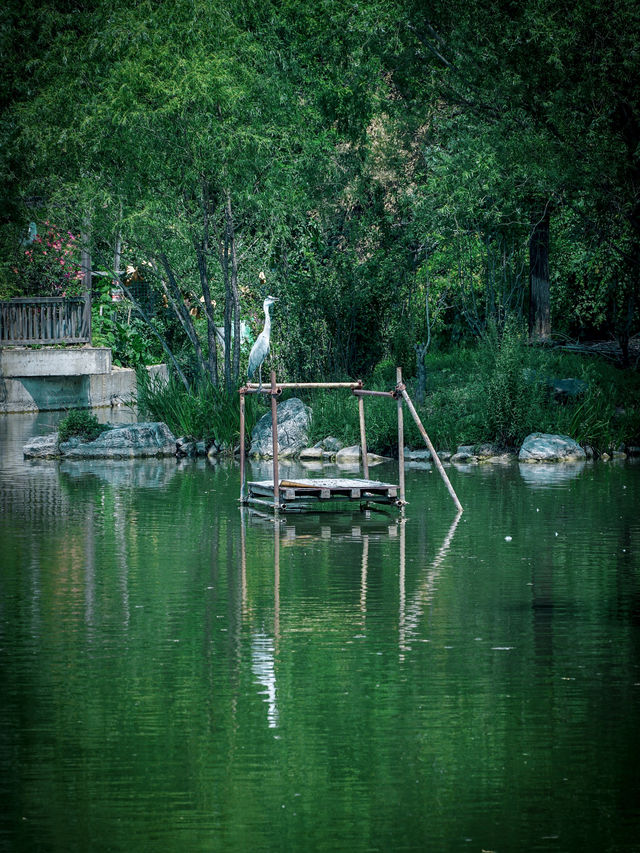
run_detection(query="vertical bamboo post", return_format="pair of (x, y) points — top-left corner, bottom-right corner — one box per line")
(396, 367), (406, 505)
(239, 390), (246, 502)
(358, 381), (369, 480)
(270, 370), (280, 504)
(400, 387), (463, 513)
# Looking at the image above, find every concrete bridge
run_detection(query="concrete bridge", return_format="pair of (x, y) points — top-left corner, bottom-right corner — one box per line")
(0, 346), (166, 413)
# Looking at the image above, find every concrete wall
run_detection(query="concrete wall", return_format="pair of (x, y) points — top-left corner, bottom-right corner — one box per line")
(0, 346), (167, 413)
(1, 346), (112, 377)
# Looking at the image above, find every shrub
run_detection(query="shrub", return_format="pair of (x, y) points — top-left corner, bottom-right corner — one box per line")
(11, 223), (84, 297)
(58, 410), (109, 443)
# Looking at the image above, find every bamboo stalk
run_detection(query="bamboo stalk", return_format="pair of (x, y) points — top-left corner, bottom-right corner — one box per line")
(397, 367), (406, 505)
(239, 390), (246, 501)
(358, 390), (369, 479)
(245, 381), (360, 392)
(270, 370), (279, 505)
(353, 389), (395, 398)
(399, 386), (463, 513)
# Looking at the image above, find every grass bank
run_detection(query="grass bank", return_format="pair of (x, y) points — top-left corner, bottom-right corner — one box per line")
(304, 329), (640, 456)
(136, 326), (640, 457)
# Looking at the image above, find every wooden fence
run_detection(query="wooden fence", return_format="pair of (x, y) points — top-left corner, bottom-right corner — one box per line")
(0, 296), (91, 345)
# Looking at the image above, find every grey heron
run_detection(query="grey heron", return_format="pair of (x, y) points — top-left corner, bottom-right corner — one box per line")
(248, 295), (277, 389)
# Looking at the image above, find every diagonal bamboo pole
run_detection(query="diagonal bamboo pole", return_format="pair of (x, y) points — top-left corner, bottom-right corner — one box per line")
(397, 383), (463, 513)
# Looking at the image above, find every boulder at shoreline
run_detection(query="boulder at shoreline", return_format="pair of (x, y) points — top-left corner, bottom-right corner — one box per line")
(518, 433), (586, 462)
(24, 422), (177, 459)
(249, 397), (312, 459)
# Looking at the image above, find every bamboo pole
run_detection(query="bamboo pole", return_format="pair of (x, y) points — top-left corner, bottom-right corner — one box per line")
(358, 386), (370, 480)
(353, 389), (395, 398)
(239, 390), (246, 501)
(396, 367), (406, 505)
(399, 385), (463, 513)
(245, 381), (360, 392)
(270, 370), (280, 505)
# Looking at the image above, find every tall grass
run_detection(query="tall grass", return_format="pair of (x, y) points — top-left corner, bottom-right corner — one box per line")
(474, 320), (549, 448)
(135, 370), (259, 448)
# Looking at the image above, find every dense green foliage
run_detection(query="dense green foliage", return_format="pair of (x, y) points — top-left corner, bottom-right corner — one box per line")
(58, 410), (109, 444)
(1, 0), (638, 428)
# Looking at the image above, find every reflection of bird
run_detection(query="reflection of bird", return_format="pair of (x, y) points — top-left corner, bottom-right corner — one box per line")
(248, 295), (277, 390)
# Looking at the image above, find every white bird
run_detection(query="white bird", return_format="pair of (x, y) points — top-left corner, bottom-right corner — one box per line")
(248, 295), (277, 390)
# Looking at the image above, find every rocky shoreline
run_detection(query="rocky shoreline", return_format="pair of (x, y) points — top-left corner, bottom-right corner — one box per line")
(22, 397), (639, 464)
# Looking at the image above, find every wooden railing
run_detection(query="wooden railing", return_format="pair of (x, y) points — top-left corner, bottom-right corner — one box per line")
(0, 296), (91, 346)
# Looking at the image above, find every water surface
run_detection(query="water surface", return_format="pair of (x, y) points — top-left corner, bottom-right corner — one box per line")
(1, 414), (639, 851)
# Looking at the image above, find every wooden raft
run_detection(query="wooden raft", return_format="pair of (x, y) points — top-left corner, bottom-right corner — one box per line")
(246, 477), (400, 511)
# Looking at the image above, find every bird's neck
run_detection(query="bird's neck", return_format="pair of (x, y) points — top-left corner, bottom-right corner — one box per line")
(263, 305), (272, 334)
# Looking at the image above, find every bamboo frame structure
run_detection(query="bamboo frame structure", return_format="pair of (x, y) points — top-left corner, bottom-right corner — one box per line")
(238, 368), (463, 514)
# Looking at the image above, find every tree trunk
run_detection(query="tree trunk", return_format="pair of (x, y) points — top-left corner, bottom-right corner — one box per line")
(414, 342), (428, 405)
(197, 182), (219, 386)
(226, 194), (241, 388)
(158, 252), (207, 376)
(529, 206), (551, 340)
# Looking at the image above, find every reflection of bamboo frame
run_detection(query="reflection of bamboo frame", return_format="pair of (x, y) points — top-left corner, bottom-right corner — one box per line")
(238, 367), (462, 513)
(240, 507), (462, 659)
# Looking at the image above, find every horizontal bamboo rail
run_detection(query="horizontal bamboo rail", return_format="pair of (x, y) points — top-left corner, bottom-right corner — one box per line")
(244, 380), (361, 393)
(353, 389), (395, 398)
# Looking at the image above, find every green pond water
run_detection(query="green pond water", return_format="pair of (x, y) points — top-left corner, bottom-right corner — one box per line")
(1, 413), (639, 852)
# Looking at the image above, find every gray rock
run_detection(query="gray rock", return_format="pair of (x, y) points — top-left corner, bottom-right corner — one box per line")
(196, 441), (207, 457)
(404, 447), (431, 461)
(483, 454), (515, 464)
(518, 432), (586, 462)
(475, 443), (501, 458)
(176, 436), (198, 457)
(335, 444), (361, 464)
(321, 436), (344, 453)
(23, 432), (61, 458)
(550, 377), (588, 402)
(60, 422), (176, 459)
(451, 451), (478, 464)
(366, 453), (390, 466)
(451, 445), (477, 463)
(299, 446), (324, 460)
(249, 397), (312, 458)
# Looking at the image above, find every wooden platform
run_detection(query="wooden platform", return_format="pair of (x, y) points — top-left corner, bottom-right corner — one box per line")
(244, 477), (400, 512)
